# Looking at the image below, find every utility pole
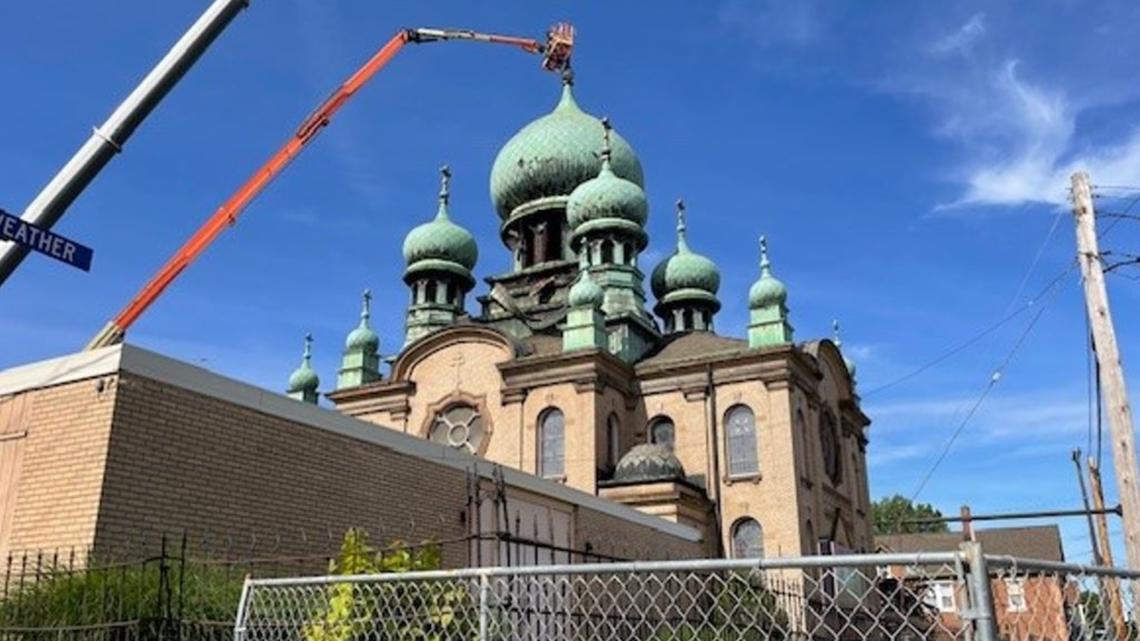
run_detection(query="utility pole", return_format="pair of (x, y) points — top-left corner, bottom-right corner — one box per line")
(1070, 171), (1140, 600)
(1088, 457), (1126, 636)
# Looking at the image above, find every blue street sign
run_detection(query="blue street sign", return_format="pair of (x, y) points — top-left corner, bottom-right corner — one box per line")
(0, 208), (93, 272)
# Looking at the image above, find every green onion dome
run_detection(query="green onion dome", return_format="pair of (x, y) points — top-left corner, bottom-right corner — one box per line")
(566, 117), (648, 242)
(490, 77), (644, 221)
(344, 290), (380, 353)
(650, 201), (721, 305)
(287, 334), (319, 394)
(402, 166), (477, 282)
(749, 236), (788, 308)
(568, 269), (605, 308)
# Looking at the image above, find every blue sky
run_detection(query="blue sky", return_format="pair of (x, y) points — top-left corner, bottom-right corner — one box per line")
(2, 1), (1139, 563)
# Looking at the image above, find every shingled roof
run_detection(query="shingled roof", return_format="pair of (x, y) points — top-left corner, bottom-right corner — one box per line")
(876, 525), (1064, 562)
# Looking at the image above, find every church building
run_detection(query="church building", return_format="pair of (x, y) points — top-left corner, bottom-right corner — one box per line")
(292, 74), (874, 559)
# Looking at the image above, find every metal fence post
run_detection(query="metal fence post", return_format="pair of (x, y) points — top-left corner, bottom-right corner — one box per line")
(478, 571), (491, 641)
(962, 542), (998, 641)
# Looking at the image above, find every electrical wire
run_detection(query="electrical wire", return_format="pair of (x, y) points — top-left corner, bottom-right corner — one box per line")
(864, 263), (1075, 397)
(906, 267), (1073, 505)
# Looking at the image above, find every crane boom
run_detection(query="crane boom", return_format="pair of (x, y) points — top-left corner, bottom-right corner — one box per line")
(86, 24), (573, 350)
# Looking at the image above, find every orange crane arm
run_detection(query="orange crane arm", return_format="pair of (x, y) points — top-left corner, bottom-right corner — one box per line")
(87, 25), (573, 350)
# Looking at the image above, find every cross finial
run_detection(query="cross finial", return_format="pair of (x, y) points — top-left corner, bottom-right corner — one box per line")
(438, 164), (451, 204)
(759, 235), (771, 273)
(561, 65), (575, 86)
(360, 289), (372, 325)
(302, 332), (314, 364)
(675, 199), (690, 251)
(600, 117), (613, 163)
(832, 319), (842, 347)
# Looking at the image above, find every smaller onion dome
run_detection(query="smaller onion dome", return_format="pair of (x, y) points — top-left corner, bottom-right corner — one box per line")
(613, 443), (687, 483)
(287, 333), (319, 394)
(650, 200), (721, 302)
(566, 117), (648, 236)
(344, 289), (380, 353)
(749, 235), (788, 308)
(402, 166), (478, 278)
(833, 319), (856, 379)
(568, 269), (604, 308)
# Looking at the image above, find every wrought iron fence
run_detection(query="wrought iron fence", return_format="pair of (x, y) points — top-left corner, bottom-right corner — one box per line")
(235, 547), (1140, 641)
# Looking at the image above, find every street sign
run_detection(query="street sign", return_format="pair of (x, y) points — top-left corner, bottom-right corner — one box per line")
(0, 208), (93, 272)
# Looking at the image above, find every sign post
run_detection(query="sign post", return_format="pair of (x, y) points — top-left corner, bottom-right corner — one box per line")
(0, 209), (93, 272)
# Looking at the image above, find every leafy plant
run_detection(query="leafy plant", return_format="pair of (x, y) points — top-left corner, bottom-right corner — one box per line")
(302, 529), (473, 641)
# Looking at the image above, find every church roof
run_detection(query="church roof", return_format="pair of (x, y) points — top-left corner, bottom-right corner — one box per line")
(637, 332), (747, 366)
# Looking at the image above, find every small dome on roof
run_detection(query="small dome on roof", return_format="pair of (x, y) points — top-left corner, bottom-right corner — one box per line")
(650, 200), (721, 301)
(490, 77), (644, 221)
(568, 269), (604, 308)
(344, 290), (379, 353)
(287, 334), (319, 394)
(566, 118), (647, 232)
(613, 443), (687, 483)
(749, 236), (788, 308)
(403, 166), (478, 273)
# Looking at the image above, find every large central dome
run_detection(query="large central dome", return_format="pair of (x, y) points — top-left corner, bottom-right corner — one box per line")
(489, 80), (644, 221)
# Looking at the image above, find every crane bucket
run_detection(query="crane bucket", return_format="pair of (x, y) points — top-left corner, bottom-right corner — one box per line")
(542, 23), (574, 72)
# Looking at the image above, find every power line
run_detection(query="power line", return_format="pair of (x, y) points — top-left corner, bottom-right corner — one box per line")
(907, 271), (1071, 504)
(864, 263), (1075, 397)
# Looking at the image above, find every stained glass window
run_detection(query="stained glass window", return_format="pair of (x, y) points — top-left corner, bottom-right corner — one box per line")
(731, 518), (763, 558)
(539, 408), (565, 478)
(649, 417), (675, 451)
(429, 403), (485, 454)
(725, 405), (758, 476)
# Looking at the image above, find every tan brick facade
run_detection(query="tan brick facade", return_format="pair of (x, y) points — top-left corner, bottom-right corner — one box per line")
(331, 326), (873, 561)
(0, 346), (702, 565)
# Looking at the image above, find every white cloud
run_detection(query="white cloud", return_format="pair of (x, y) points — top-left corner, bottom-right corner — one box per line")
(900, 57), (1140, 210)
(928, 13), (986, 57)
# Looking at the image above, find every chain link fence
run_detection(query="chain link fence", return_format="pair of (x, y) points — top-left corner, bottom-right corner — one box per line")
(235, 547), (1140, 641)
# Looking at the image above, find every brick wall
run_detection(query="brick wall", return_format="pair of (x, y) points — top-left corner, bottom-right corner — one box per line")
(1, 376), (117, 556)
(93, 370), (702, 565)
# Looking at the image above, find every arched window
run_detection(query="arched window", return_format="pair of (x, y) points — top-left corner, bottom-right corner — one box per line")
(425, 280), (438, 305)
(605, 414), (621, 471)
(429, 403), (485, 454)
(731, 518), (764, 558)
(539, 408), (565, 479)
(649, 417), (675, 451)
(623, 242), (634, 265)
(725, 405), (758, 477)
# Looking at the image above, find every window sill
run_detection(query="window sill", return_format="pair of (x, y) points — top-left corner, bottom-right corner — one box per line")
(542, 474), (567, 484)
(724, 473), (762, 486)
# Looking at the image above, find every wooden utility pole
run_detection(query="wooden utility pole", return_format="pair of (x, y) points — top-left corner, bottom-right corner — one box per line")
(1071, 171), (1140, 579)
(1088, 457), (1126, 636)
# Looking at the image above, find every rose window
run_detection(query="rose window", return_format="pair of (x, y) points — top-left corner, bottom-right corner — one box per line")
(429, 403), (485, 454)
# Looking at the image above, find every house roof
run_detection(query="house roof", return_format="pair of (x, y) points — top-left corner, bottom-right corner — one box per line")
(636, 331), (748, 366)
(876, 525), (1064, 562)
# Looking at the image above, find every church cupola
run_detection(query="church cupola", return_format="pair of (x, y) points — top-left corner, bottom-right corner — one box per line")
(747, 235), (794, 348)
(402, 165), (478, 347)
(337, 289), (381, 389)
(286, 333), (320, 404)
(833, 319), (856, 381)
(650, 200), (721, 334)
(489, 71), (643, 270)
(566, 117), (652, 319)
